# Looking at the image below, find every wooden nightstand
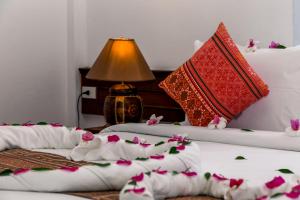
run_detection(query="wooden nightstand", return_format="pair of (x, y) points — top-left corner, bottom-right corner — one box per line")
(85, 125), (110, 134)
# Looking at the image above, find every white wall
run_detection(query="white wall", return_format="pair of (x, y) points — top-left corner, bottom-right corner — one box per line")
(0, 0), (297, 128)
(79, 0), (295, 128)
(294, 0), (300, 45)
(0, 0), (68, 124)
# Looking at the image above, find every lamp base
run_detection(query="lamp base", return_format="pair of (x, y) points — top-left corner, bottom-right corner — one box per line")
(104, 83), (143, 125)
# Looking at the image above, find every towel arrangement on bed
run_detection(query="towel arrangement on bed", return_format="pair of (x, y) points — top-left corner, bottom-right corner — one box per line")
(0, 124), (300, 200)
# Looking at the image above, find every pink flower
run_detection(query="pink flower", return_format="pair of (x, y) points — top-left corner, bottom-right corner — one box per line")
(75, 127), (82, 131)
(176, 145), (185, 151)
(265, 176), (285, 189)
(126, 187), (145, 194)
(132, 136), (139, 144)
(116, 159), (132, 166)
(269, 41), (280, 49)
(50, 123), (63, 127)
(0, 123), (9, 126)
(13, 168), (30, 175)
(146, 114), (163, 125)
(256, 195), (268, 200)
(107, 135), (120, 143)
(150, 155), (164, 160)
(82, 132), (94, 142)
(153, 168), (168, 175)
(182, 171), (197, 177)
(291, 119), (300, 131)
(230, 178), (244, 188)
(140, 143), (151, 148)
(60, 166), (79, 172)
(213, 173), (228, 181)
(131, 173), (144, 182)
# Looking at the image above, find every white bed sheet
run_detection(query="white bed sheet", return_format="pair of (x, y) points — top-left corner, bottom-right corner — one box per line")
(2, 130), (300, 199)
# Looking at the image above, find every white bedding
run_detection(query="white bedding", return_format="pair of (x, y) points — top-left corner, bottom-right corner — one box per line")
(1, 124), (300, 199)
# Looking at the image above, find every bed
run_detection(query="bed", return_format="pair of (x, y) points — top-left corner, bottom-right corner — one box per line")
(0, 123), (300, 200)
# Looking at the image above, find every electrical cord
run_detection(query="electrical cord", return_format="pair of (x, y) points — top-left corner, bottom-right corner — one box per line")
(77, 90), (90, 128)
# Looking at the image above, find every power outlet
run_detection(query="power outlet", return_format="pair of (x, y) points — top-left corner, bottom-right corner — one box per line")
(82, 86), (97, 99)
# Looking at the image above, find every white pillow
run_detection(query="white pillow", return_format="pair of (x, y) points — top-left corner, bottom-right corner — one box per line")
(188, 40), (300, 131)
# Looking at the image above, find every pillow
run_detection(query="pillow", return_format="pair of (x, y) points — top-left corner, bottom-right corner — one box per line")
(159, 22), (269, 126)
(194, 41), (300, 131)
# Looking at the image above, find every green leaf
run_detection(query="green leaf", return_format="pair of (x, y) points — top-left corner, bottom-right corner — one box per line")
(145, 171), (151, 176)
(0, 169), (13, 176)
(32, 168), (51, 172)
(173, 122), (181, 126)
(125, 140), (135, 144)
(235, 156), (246, 160)
(271, 193), (283, 198)
(204, 172), (211, 180)
(135, 157), (149, 161)
(169, 146), (179, 154)
(155, 141), (165, 146)
(277, 168), (294, 174)
(94, 163), (111, 167)
(277, 45), (287, 49)
(241, 128), (254, 132)
(128, 180), (137, 186)
(182, 140), (191, 146)
(12, 123), (20, 126)
(172, 171), (179, 175)
(37, 122), (48, 125)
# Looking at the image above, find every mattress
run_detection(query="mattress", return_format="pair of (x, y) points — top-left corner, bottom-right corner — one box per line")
(1, 127), (300, 200)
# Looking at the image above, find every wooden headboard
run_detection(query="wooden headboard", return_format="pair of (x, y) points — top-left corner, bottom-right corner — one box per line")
(79, 68), (185, 122)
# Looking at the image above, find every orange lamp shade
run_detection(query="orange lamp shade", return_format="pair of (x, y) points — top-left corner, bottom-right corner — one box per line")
(86, 38), (155, 82)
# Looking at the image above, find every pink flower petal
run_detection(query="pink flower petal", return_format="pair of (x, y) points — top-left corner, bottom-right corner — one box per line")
(22, 123), (34, 127)
(212, 115), (221, 124)
(291, 119), (300, 131)
(132, 136), (139, 144)
(116, 159), (132, 166)
(150, 155), (164, 160)
(140, 143), (151, 148)
(292, 185), (300, 192)
(14, 168), (30, 175)
(213, 173), (228, 181)
(265, 176), (285, 189)
(285, 191), (300, 199)
(153, 168), (167, 175)
(132, 173), (144, 182)
(60, 166), (79, 172)
(176, 145), (185, 151)
(126, 187), (145, 194)
(230, 178), (244, 188)
(182, 171), (197, 177)
(256, 195), (268, 200)
(168, 135), (184, 143)
(147, 119), (158, 125)
(107, 135), (120, 143)
(50, 123), (63, 127)
(75, 127), (82, 131)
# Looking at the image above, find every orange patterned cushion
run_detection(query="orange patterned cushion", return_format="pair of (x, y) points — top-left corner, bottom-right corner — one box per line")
(159, 23), (269, 126)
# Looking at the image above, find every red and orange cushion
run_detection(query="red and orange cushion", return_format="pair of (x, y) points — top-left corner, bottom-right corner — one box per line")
(159, 23), (269, 126)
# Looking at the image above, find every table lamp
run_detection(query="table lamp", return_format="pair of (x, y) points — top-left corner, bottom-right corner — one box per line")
(86, 37), (155, 125)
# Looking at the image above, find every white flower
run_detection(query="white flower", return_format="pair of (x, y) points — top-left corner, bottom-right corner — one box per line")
(208, 116), (227, 130)
(146, 114), (163, 125)
(245, 39), (260, 53)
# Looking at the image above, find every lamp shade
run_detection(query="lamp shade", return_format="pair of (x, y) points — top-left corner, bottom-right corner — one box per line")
(86, 38), (155, 82)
